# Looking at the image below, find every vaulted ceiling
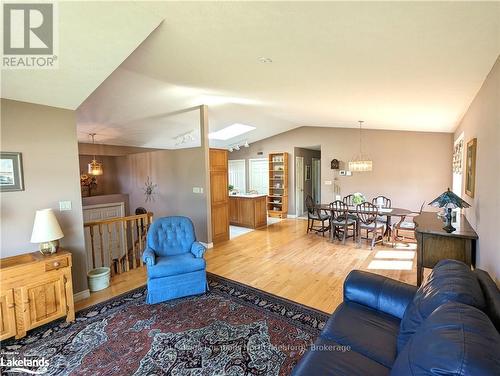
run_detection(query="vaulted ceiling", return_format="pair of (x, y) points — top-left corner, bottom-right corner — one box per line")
(3, 2), (499, 149)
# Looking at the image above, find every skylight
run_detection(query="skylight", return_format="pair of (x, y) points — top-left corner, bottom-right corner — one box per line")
(208, 123), (256, 140)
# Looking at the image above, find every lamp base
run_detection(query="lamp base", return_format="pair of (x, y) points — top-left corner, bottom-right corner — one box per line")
(442, 207), (456, 233)
(39, 240), (59, 255)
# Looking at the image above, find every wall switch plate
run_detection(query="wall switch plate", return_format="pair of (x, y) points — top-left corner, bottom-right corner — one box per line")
(199, 187), (203, 194)
(59, 201), (72, 211)
(339, 170), (346, 176)
(346, 171), (352, 176)
(192, 187), (200, 193)
(324, 180), (332, 185)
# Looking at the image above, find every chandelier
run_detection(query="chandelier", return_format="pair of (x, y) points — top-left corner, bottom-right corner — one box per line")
(88, 133), (103, 176)
(348, 121), (373, 172)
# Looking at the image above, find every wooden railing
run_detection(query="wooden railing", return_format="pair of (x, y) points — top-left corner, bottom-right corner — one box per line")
(83, 212), (153, 276)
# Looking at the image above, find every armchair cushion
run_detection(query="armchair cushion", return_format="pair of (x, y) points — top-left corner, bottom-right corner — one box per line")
(147, 216), (196, 257)
(321, 302), (400, 368)
(344, 270), (417, 320)
(391, 302), (500, 376)
(397, 259), (486, 352)
(147, 253), (206, 279)
(142, 247), (156, 266)
(190, 241), (206, 258)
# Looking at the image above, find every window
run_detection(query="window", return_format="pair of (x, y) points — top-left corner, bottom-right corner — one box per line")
(248, 158), (269, 194)
(228, 160), (246, 192)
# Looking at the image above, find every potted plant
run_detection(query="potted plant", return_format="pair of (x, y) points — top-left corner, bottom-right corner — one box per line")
(228, 184), (234, 192)
(352, 192), (366, 205)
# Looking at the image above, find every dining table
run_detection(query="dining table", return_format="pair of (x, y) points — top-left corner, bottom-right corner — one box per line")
(315, 204), (415, 242)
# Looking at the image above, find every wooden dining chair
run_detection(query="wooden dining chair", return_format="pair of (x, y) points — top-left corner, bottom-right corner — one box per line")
(305, 195), (330, 236)
(343, 194), (356, 206)
(393, 201), (425, 244)
(372, 195), (392, 226)
(329, 200), (356, 244)
(357, 202), (385, 249)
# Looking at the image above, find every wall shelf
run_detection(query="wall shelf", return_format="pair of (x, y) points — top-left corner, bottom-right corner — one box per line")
(267, 152), (288, 218)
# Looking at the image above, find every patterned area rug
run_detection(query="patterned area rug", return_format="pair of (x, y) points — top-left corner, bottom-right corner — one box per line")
(1, 273), (329, 375)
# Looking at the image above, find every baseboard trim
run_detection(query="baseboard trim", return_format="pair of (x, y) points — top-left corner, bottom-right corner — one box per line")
(73, 289), (90, 302)
(201, 242), (214, 249)
(287, 214), (297, 218)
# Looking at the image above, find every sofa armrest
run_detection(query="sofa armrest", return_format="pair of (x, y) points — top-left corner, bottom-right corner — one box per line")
(142, 247), (156, 266)
(190, 242), (206, 258)
(343, 270), (417, 319)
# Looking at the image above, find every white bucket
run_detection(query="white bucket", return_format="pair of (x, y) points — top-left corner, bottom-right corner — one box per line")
(87, 267), (111, 292)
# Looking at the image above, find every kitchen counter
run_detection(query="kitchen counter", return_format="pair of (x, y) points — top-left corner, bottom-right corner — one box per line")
(229, 195), (267, 229)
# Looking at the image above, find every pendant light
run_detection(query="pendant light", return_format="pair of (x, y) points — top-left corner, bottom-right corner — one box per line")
(348, 121), (373, 172)
(88, 133), (103, 176)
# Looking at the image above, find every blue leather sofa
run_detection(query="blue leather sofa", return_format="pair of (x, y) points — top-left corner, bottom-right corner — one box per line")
(292, 259), (500, 375)
(142, 216), (207, 304)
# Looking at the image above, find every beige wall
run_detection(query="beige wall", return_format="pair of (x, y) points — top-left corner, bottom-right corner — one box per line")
(115, 147), (211, 243)
(231, 126), (453, 214)
(78, 155), (121, 196)
(0, 99), (88, 293)
(78, 143), (159, 157)
(454, 56), (499, 281)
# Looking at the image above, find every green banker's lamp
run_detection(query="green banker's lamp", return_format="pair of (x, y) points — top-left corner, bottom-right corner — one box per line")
(429, 188), (470, 233)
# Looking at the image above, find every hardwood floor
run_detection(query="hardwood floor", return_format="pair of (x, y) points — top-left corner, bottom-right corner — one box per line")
(76, 219), (418, 314)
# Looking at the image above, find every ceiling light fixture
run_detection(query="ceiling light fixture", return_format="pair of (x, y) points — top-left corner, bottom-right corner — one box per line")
(174, 130), (196, 146)
(348, 121), (373, 172)
(244, 141), (250, 148)
(87, 133), (103, 176)
(234, 144), (240, 151)
(258, 57), (273, 63)
(208, 123), (256, 141)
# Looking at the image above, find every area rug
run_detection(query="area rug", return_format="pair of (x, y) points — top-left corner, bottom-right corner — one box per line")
(1, 273), (329, 375)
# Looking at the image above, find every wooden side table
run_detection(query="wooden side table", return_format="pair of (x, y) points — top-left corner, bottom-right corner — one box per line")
(0, 250), (75, 340)
(415, 212), (478, 286)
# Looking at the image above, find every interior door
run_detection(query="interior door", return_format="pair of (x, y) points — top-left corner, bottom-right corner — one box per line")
(210, 149), (230, 244)
(295, 156), (304, 216)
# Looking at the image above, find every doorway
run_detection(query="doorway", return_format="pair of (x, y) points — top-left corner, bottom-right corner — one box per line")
(295, 156), (304, 217)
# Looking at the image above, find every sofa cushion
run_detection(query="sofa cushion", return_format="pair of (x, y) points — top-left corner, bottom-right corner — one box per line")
(321, 302), (400, 368)
(474, 268), (500, 332)
(292, 337), (390, 376)
(397, 259), (486, 352)
(391, 302), (500, 376)
(147, 253), (205, 279)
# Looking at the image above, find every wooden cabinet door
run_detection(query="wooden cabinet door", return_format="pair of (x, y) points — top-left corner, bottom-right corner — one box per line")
(0, 289), (17, 340)
(229, 198), (239, 224)
(210, 149), (229, 243)
(20, 275), (67, 331)
(238, 199), (255, 228)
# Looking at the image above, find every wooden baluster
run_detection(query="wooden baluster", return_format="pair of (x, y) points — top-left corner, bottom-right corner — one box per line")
(98, 224), (104, 268)
(138, 216), (144, 267)
(123, 220), (129, 272)
(89, 226), (96, 269)
(115, 221), (121, 274)
(107, 224), (113, 277)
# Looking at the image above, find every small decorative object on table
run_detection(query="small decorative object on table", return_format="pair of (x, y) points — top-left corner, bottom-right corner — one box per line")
(352, 192), (366, 205)
(30, 208), (64, 255)
(429, 188), (470, 233)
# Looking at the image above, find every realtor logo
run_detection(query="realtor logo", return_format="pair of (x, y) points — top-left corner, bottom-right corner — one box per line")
(2, 2), (58, 69)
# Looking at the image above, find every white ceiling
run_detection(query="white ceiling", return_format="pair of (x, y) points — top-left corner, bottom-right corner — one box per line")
(1, 2), (163, 109)
(4, 2), (500, 149)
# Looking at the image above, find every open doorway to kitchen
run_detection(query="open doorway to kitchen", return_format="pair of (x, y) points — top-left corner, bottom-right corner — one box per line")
(294, 146), (321, 217)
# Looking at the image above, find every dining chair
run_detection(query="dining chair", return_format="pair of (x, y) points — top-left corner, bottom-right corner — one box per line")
(357, 202), (385, 249)
(392, 202), (425, 244)
(305, 195), (330, 236)
(342, 194), (360, 221)
(372, 195), (392, 226)
(329, 200), (356, 244)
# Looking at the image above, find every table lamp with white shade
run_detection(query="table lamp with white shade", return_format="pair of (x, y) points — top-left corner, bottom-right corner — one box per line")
(30, 208), (64, 255)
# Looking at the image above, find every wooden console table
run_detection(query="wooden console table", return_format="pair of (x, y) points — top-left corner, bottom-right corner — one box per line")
(0, 250), (75, 340)
(415, 212), (478, 286)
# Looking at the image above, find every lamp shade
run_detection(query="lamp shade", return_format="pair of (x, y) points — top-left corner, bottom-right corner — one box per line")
(429, 188), (471, 209)
(30, 209), (64, 243)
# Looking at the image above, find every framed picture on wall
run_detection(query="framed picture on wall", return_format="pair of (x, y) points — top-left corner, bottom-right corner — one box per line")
(305, 165), (311, 180)
(465, 138), (477, 198)
(0, 152), (25, 192)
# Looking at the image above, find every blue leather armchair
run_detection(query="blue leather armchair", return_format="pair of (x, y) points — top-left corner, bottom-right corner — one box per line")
(142, 216), (207, 304)
(292, 260), (500, 375)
